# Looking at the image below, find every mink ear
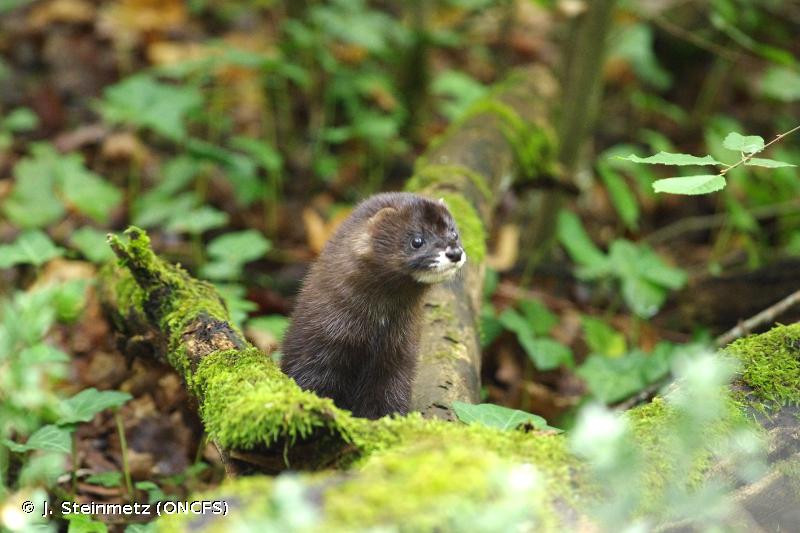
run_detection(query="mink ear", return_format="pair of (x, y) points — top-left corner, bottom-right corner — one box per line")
(354, 207), (398, 256)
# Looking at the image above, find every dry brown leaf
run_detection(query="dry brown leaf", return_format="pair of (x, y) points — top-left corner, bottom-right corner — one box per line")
(29, 0), (95, 29)
(101, 132), (150, 164)
(302, 206), (352, 255)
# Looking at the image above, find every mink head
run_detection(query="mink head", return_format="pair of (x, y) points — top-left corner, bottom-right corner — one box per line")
(354, 193), (467, 284)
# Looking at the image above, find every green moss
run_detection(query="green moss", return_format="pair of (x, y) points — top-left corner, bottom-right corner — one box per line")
(725, 323), (800, 406)
(438, 193), (487, 263)
(190, 347), (358, 449)
(406, 164), (492, 201)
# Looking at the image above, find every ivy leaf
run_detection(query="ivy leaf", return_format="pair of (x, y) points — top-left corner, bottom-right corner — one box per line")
(0, 230), (64, 268)
(99, 74), (202, 141)
(653, 175), (726, 195)
(451, 401), (559, 432)
(722, 132), (764, 154)
(617, 152), (722, 166)
(745, 157), (796, 168)
(59, 388), (132, 425)
(3, 424), (71, 453)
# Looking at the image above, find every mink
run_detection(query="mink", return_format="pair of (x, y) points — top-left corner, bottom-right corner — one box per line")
(281, 192), (467, 419)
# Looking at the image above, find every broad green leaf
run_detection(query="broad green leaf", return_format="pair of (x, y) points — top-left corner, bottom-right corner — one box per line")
(760, 66), (800, 102)
(166, 206), (228, 235)
(3, 144), (65, 228)
(207, 230), (272, 263)
(617, 152), (722, 166)
(65, 513), (109, 533)
(451, 401), (558, 432)
(71, 227), (115, 263)
(653, 175), (726, 195)
(230, 136), (284, 174)
(582, 316), (626, 357)
(99, 74), (202, 141)
(3, 107), (39, 132)
(51, 279), (88, 323)
(60, 155), (122, 223)
(517, 299), (557, 336)
(133, 192), (198, 228)
(621, 276), (667, 319)
(59, 388), (132, 424)
(19, 343), (70, 364)
(3, 424), (71, 453)
(577, 350), (671, 404)
(18, 451), (68, 487)
(85, 471), (123, 487)
(722, 132), (764, 154)
(525, 338), (573, 370)
(598, 163), (639, 230)
(0, 230), (64, 268)
(745, 157), (796, 168)
(556, 210), (607, 269)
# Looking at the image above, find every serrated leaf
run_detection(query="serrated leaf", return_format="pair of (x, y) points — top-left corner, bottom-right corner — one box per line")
(451, 401), (558, 432)
(59, 388), (132, 424)
(653, 175), (726, 195)
(3, 424), (71, 453)
(0, 230), (64, 268)
(745, 157), (796, 168)
(722, 132), (764, 154)
(617, 152), (722, 166)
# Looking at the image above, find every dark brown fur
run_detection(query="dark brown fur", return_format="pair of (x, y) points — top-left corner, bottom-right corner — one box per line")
(281, 192), (464, 418)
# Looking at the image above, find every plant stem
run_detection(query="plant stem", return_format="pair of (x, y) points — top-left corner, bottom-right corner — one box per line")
(719, 124), (800, 176)
(115, 410), (135, 503)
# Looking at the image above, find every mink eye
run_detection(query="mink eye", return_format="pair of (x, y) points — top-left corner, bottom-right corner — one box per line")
(411, 236), (424, 249)
(450, 230), (458, 240)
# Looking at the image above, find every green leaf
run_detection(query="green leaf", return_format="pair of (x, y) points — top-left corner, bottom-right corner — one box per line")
(51, 279), (88, 323)
(207, 230), (272, 264)
(85, 471), (123, 487)
(598, 163), (639, 231)
(2, 107), (39, 132)
(18, 451), (68, 487)
(760, 66), (800, 102)
(0, 230), (64, 268)
(3, 424), (71, 453)
(722, 132), (764, 154)
(451, 401), (558, 432)
(71, 227), (115, 263)
(556, 210), (607, 269)
(432, 70), (488, 121)
(621, 276), (667, 319)
(609, 23), (672, 90)
(66, 513), (109, 533)
(617, 152), (722, 166)
(59, 388), (132, 424)
(653, 175), (726, 195)
(582, 316), (626, 357)
(517, 299), (557, 336)
(19, 343), (70, 364)
(3, 144), (65, 228)
(745, 157), (796, 168)
(99, 74), (202, 141)
(60, 155), (123, 223)
(166, 206), (228, 235)
(498, 309), (573, 370)
(577, 350), (671, 404)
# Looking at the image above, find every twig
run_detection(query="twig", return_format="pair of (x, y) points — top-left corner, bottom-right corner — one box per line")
(645, 198), (800, 244)
(715, 288), (800, 347)
(719, 124), (800, 176)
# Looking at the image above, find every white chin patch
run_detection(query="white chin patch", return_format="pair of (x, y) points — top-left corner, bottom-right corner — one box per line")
(412, 251), (467, 284)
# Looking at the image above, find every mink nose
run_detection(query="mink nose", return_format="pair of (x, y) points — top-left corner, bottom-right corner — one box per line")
(445, 247), (463, 262)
